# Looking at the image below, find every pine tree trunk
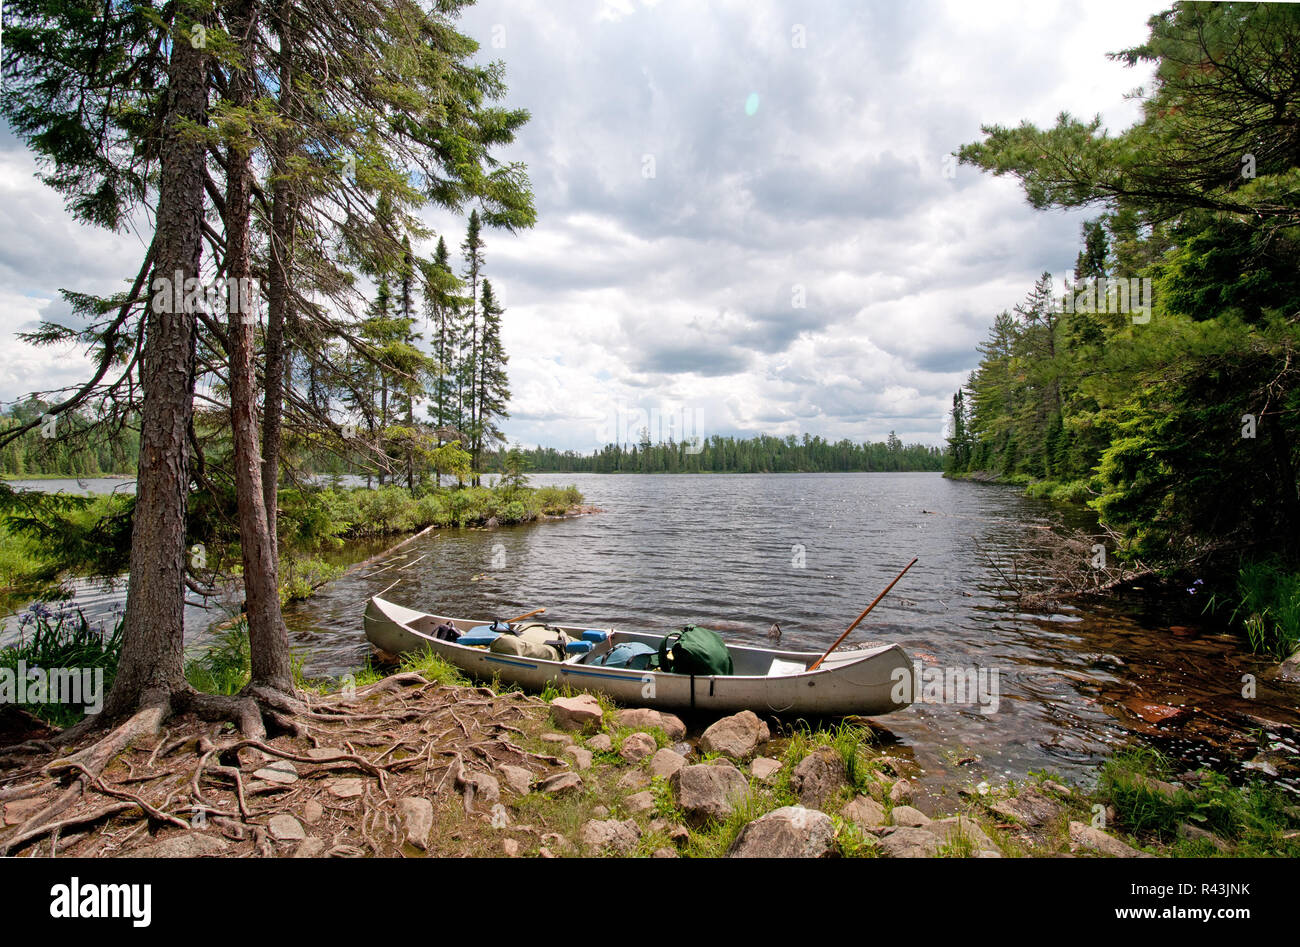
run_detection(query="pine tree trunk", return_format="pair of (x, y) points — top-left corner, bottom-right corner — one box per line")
(261, 0), (296, 563)
(103, 24), (207, 718)
(227, 0), (294, 694)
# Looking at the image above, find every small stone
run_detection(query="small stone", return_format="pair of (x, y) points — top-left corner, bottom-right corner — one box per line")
(889, 805), (931, 827)
(618, 769), (651, 791)
(649, 748), (688, 780)
(397, 797), (434, 850)
(591, 805), (610, 819)
(874, 825), (941, 858)
(1041, 780), (1072, 797)
(253, 760), (299, 785)
(267, 814), (305, 841)
(669, 824), (691, 847)
(842, 794), (887, 829)
(1122, 697), (1189, 726)
(1068, 821), (1155, 858)
(550, 694), (604, 732)
(128, 832), (232, 858)
(457, 770), (500, 806)
(292, 837), (326, 858)
(616, 708), (687, 740)
(626, 791), (656, 814)
(306, 746), (348, 761)
(888, 778), (913, 805)
(502, 838), (520, 857)
(928, 815), (1000, 855)
(327, 778), (364, 799)
(991, 786), (1063, 827)
(541, 732), (574, 746)
(620, 732), (658, 764)
(536, 772), (583, 795)
(302, 800), (324, 824)
(587, 734), (613, 753)
(728, 806), (835, 858)
(1177, 822), (1230, 852)
(750, 757), (782, 781)
(540, 832), (573, 854)
(579, 818), (640, 854)
(245, 780), (286, 795)
(652, 847), (678, 858)
(564, 745), (593, 771)
(1133, 774), (1184, 799)
(499, 765), (533, 796)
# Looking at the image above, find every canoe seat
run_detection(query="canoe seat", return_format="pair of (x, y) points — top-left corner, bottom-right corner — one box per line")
(767, 658), (807, 677)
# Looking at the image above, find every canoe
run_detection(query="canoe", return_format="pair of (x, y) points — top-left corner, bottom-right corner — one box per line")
(363, 596), (915, 716)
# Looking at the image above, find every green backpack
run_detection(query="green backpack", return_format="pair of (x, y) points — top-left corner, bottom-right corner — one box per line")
(658, 625), (733, 676)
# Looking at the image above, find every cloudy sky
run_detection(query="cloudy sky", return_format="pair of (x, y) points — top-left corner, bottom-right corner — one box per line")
(0, 0), (1166, 452)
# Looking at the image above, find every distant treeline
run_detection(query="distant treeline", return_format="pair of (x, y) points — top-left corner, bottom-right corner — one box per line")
(0, 402), (138, 478)
(2, 399), (943, 478)
(499, 433), (945, 474)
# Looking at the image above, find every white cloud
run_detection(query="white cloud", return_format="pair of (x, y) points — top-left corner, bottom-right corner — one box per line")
(1, 0), (1164, 449)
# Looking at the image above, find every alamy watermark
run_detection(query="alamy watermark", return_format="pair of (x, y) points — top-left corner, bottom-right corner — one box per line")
(0, 661), (104, 714)
(1055, 276), (1153, 324)
(150, 270), (262, 320)
(891, 662), (1001, 714)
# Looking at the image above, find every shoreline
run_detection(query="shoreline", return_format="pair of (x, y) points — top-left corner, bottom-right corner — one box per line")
(3, 661), (1294, 858)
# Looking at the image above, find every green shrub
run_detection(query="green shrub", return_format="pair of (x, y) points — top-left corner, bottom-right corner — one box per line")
(0, 601), (122, 726)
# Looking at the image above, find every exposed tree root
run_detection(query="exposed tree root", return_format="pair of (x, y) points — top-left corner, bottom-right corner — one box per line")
(0, 671), (559, 857)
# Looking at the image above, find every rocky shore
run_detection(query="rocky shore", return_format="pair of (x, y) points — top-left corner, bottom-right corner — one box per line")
(8, 662), (1288, 858)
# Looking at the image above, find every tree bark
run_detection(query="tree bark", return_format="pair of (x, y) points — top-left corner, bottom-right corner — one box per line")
(103, 20), (208, 719)
(226, 0), (295, 695)
(261, 0), (297, 562)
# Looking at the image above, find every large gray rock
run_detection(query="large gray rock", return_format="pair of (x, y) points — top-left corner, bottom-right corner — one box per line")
(841, 794), (887, 829)
(727, 806), (835, 858)
(397, 797), (434, 850)
(671, 762), (751, 824)
(579, 818), (641, 854)
(649, 748), (688, 780)
(791, 747), (847, 808)
(875, 825), (941, 858)
(616, 708), (687, 740)
(550, 695), (604, 732)
(1068, 821), (1155, 858)
(699, 711), (771, 760)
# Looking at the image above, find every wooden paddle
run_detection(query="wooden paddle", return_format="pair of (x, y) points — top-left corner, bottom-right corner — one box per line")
(808, 557), (918, 672)
(507, 607), (545, 623)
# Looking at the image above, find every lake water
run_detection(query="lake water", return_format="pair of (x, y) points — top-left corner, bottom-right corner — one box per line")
(7, 472), (1298, 795)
